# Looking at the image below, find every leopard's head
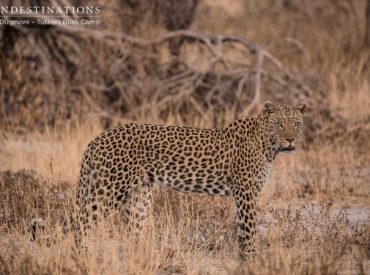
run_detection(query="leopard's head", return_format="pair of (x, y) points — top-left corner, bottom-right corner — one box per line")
(264, 101), (308, 153)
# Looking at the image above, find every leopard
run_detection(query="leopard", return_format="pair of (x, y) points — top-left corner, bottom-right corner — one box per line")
(73, 101), (308, 259)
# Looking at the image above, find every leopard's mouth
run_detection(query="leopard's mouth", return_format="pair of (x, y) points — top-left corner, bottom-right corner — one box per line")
(278, 146), (295, 152)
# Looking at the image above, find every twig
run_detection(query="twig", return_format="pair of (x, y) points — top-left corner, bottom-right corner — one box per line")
(243, 48), (264, 116)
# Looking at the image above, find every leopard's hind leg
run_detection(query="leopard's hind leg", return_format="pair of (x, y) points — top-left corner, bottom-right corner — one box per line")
(73, 174), (153, 249)
(121, 176), (153, 238)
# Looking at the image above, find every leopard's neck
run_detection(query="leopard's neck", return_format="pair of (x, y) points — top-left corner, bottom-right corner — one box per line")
(257, 113), (280, 162)
(224, 113), (279, 163)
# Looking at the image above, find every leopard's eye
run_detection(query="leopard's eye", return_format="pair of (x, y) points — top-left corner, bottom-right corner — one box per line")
(294, 121), (301, 127)
(278, 122), (283, 128)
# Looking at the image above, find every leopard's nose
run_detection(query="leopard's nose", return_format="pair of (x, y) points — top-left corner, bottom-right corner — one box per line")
(286, 138), (295, 143)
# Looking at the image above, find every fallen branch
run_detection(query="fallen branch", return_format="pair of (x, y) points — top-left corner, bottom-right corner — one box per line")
(3, 11), (311, 98)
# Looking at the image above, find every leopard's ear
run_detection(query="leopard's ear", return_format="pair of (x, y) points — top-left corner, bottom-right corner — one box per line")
(295, 101), (308, 114)
(264, 101), (275, 114)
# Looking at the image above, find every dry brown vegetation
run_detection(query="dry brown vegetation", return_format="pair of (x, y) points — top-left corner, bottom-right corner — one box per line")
(0, 0), (369, 274)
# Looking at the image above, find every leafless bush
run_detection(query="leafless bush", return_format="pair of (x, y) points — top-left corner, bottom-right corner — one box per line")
(2, 0), (368, 147)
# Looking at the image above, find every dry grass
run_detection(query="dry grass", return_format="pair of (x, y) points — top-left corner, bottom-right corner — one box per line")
(0, 110), (368, 274)
(1, 0), (370, 274)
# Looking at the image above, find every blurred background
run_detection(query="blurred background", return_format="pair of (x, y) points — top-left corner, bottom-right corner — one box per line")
(1, 0), (369, 148)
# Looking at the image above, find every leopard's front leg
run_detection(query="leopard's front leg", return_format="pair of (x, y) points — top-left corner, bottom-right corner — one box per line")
(232, 182), (257, 260)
